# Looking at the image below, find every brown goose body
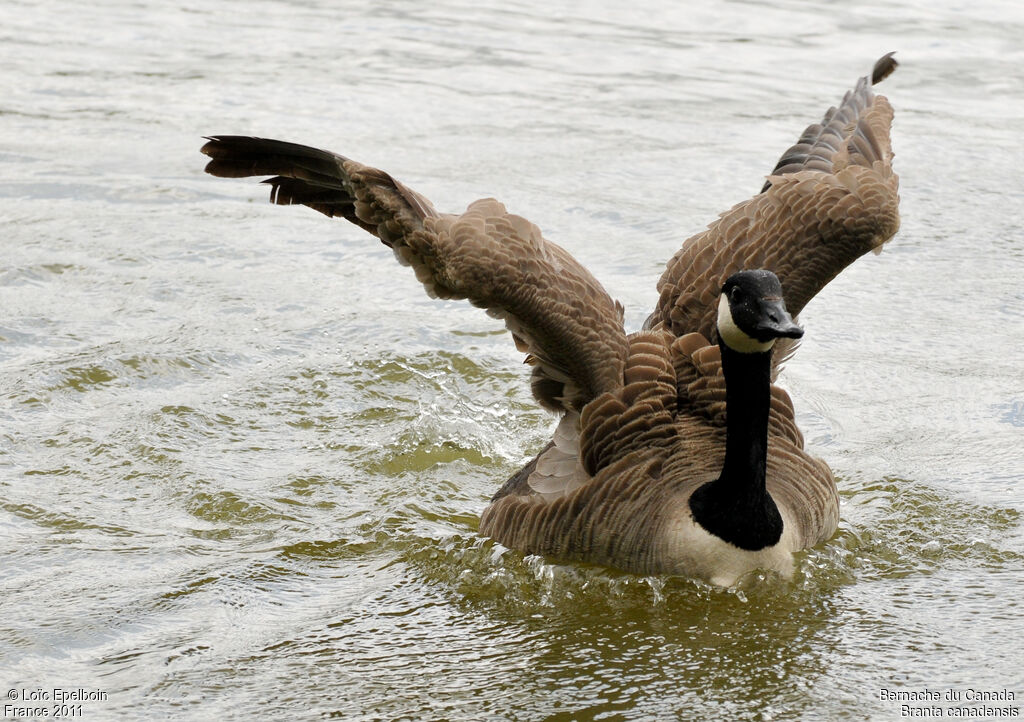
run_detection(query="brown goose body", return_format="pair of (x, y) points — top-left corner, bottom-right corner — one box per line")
(201, 53), (900, 586)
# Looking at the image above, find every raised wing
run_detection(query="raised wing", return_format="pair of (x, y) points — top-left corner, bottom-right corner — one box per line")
(201, 136), (628, 412)
(761, 52), (898, 192)
(645, 53), (900, 351)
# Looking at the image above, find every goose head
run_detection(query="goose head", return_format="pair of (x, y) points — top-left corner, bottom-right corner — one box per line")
(716, 270), (803, 353)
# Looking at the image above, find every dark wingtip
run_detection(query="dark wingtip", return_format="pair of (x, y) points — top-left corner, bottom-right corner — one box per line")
(199, 136), (264, 177)
(199, 135), (230, 161)
(871, 52), (898, 85)
(200, 135), (246, 159)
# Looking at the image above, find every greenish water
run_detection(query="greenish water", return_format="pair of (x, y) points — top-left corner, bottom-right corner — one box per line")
(2, 0), (1023, 719)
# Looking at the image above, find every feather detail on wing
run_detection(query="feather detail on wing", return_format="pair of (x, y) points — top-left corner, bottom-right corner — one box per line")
(645, 53), (900, 364)
(201, 136), (628, 413)
(578, 331), (678, 476)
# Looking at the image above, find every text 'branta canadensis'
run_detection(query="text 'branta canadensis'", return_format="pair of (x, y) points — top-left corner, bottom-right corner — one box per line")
(200, 52), (900, 587)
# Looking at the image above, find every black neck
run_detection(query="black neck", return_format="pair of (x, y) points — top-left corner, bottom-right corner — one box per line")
(688, 341), (783, 550)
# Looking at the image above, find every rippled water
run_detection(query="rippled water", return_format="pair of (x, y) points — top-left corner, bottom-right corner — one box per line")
(2, 0), (1023, 719)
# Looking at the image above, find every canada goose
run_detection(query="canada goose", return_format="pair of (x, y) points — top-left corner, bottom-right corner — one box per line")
(200, 53), (900, 587)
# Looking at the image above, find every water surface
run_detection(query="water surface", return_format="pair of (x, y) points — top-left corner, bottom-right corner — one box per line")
(2, 0), (1023, 719)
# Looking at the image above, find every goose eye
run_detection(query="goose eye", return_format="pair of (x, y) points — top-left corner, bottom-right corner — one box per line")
(729, 286), (744, 302)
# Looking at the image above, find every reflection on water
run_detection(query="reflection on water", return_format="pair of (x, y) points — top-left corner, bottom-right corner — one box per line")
(2, 0), (1024, 719)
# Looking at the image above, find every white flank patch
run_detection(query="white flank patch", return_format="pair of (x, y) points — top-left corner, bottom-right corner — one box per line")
(527, 412), (588, 497)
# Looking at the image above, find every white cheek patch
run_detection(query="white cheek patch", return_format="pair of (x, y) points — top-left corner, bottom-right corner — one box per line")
(717, 294), (775, 353)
